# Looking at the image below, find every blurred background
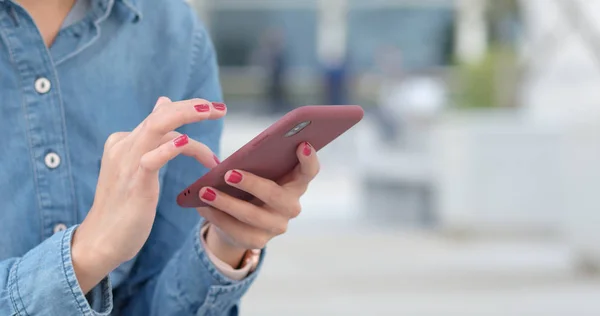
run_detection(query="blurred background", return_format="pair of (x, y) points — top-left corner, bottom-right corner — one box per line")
(190, 0), (600, 315)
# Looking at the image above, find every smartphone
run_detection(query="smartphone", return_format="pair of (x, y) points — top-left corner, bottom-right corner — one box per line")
(177, 105), (364, 208)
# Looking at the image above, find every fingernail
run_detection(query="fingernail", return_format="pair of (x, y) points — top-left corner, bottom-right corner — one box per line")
(194, 104), (210, 112)
(212, 102), (227, 111)
(302, 142), (312, 156)
(227, 170), (243, 184)
(173, 134), (189, 148)
(201, 188), (217, 202)
(213, 154), (221, 164)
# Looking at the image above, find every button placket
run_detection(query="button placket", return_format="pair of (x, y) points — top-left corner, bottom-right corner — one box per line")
(2, 3), (78, 241)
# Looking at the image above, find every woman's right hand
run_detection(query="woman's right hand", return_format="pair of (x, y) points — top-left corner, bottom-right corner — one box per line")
(71, 97), (226, 293)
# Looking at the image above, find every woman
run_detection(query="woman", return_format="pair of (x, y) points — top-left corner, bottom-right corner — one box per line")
(0, 0), (319, 315)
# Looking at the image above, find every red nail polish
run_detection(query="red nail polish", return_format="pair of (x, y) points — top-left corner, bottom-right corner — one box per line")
(227, 170), (243, 184)
(173, 134), (189, 148)
(212, 102), (227, 111)
(194, 104), (210, 112)
(201, 188), (217, 202)
(302, 142), (312, 156)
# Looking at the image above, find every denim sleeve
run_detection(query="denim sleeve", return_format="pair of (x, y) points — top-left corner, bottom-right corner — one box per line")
(155, 221), (262, 315)
(111, 17), (262, 316)
(0, 226), (112, 316)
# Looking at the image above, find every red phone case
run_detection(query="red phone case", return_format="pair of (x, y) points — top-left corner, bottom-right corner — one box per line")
(177, 105), (364, 208)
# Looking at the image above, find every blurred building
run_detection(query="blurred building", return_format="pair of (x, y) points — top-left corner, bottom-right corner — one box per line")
(190, 0), (456, 112)
(193, 1), (600, 315)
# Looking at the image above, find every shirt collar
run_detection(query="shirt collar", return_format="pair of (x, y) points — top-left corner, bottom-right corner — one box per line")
(85, 0), (142, 23)
(0, 0), (142, 23)
(117, 0), (142, 22)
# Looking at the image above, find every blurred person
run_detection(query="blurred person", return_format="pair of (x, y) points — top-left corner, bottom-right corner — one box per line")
(375, 45), (404, 145)
(251, 27), (289, 115)
(0, 0), (321, 315)
(322, 53), (349, 105)
(376, 46), (446, 149)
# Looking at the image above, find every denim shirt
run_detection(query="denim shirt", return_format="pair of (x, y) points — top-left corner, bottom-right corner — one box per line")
(0, 0), (261, 314)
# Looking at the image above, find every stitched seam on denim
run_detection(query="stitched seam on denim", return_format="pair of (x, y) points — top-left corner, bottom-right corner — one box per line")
(8, 5), (19, 26)
(186, 25), (215, 98)
(41, 2), (115, 225)
(194, 230), (238, 285)
(192, 226), (253, 314)
(0, 16), (46, 243)
(60, 229), (89, 315)
(47, 44), (80, 225)
(7, 264), (18, 315)
(7, 261), (22, 316)
(171, 225), (221, 314)
(100, 278), (113, 314)
(169, 224), (205, 312)
(9, 258), (29, 316)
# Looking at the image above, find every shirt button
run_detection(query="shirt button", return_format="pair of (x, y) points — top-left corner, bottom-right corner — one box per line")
(44, 152), (61, 169)
(34, 77), (51, 94)
(53, 223), (68, 234)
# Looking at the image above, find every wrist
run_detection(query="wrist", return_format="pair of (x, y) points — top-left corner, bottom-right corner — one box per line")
(71, 224), (120, 293)
(204, 224), (248, 268)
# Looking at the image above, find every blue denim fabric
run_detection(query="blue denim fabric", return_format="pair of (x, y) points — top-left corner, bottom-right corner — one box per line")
(0, 0), (261, 314)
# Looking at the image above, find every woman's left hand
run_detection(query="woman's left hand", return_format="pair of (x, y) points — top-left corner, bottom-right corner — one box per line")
(196, 142), (319, 267)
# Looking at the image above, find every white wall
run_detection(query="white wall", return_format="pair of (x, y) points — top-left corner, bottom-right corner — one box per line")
(520, 0), (600, 124)
(432, 112), (564, 234)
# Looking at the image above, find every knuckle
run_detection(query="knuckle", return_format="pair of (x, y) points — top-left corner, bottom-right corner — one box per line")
(289, 202), (302, 218)
(154, 103), (170, 115)
(306, 164), (320, 180)
(313, 164), (321, 177)
(272, 222), (288, 235)
(104, 132), (125, 149)
(144, 112), (170, 134)
(138, 155), (152, 171)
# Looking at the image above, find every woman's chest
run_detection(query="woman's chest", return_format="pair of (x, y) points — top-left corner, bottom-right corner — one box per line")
(0, 77), (167, 258)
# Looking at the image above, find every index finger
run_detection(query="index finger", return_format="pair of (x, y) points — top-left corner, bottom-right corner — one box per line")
(131, 98), (227, 154)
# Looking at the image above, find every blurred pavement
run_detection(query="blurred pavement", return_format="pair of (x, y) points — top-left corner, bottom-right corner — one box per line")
(243, 229), (600, 316)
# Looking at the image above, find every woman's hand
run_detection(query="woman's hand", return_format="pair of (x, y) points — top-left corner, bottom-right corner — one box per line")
(72, 97), (226, 293)
(197, 142), (320, 267)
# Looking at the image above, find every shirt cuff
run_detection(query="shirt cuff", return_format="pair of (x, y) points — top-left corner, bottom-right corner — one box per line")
(172, 221), (264, 314)
(200, 222), (261, 281)
(8, 225), (113, 315)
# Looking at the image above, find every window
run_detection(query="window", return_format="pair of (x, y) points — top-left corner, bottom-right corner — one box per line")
(347, 6), (455, 71)
(209, 6), (318, 68)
